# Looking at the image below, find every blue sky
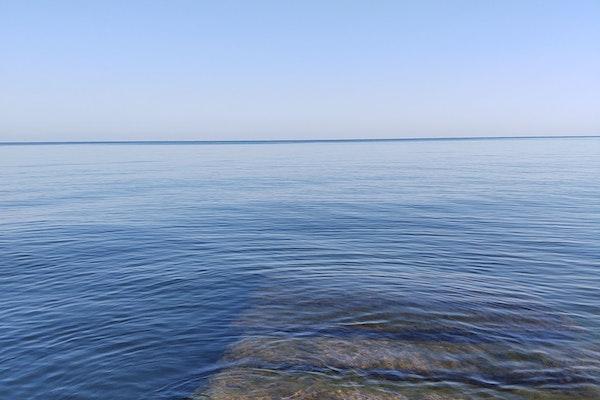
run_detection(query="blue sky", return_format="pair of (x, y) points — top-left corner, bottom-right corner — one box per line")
(1, 0), (599, 141)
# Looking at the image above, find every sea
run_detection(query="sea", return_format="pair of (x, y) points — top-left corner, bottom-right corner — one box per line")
(1, 137), (599, 399)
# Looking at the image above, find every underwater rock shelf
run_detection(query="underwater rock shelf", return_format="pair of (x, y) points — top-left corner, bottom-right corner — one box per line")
(194, 324), (599, 397)
(193, 288), (600, 399)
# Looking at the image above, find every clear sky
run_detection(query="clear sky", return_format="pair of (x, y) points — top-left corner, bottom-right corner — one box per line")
(1, 0), (599, 141)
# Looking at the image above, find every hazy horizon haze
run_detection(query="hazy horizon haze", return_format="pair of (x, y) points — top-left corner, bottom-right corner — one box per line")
(1, 1), (599, 141)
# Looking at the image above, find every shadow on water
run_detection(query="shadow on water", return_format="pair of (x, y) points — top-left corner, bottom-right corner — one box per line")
(192, 285), (600, 399)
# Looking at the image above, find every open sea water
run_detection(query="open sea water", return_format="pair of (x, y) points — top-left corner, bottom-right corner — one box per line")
(1, 137), (599, 399)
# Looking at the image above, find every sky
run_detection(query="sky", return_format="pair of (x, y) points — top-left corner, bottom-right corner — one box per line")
(1, 0), (599, 141)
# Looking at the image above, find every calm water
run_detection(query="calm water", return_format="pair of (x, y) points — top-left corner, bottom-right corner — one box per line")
(1, 138), (599, 399)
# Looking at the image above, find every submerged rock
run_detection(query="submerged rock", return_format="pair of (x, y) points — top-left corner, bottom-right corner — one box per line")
(192, 287), (600, 399)
(223, 336), (596, 386)
(194, 367), (463, 400)
(194, 367), (600, 399)
(225, 336), (438, 372)
(191, 333), (600, 399)
(234, 287), (582, 347)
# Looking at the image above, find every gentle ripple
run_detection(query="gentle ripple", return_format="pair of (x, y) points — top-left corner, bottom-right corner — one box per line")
(1, 138), (599, 399)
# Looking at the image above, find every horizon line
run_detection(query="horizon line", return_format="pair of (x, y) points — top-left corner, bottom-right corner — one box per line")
(1, 134), (599, 146)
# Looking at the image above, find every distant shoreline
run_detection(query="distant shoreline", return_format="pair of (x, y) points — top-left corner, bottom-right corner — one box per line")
(1, 135), (599, 146)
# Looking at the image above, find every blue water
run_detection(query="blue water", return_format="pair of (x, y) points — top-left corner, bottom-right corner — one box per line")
(1, 138), (599, 399)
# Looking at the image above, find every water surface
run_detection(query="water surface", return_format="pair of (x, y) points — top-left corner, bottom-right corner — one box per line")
(1, 138), (599, 399)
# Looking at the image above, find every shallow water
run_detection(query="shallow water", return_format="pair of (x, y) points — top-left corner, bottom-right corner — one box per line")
(1, 138), (599, 399)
